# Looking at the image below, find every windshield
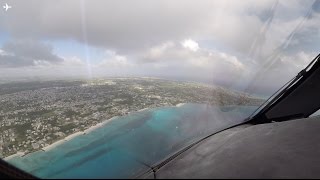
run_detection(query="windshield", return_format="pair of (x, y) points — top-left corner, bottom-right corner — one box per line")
(0, 0), (319, 178)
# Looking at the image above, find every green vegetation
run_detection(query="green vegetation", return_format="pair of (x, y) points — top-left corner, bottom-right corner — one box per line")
(0, 78), (264, 158)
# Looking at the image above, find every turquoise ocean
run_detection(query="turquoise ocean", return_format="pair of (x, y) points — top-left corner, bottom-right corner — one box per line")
(6, 103), (257, 179)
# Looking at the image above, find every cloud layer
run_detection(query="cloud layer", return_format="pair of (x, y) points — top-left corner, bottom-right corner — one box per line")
(0, 0), (319, 96)
(0, 40), (63, 67)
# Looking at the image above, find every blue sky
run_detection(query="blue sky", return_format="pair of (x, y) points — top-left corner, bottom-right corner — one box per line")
(49, 39), (106, 64)
(0, 30), (9, 45)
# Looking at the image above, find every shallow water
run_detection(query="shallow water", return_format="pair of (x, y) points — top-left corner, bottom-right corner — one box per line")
(7, 103), (257, 179)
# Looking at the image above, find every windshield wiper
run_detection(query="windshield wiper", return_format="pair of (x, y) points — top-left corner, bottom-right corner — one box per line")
(136, 53), (320, 178)
(136, 120), (251, 179)
(248, 53), (320, 124)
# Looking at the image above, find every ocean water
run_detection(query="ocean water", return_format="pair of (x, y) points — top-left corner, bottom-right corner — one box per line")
(7, 103), (257, 179)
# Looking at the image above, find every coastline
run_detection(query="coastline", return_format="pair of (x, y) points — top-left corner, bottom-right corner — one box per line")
(176, 103), (186, 107)
(83, 116), (117, 134)
(42, 138), (67, 152)
(43, 116), (118, 152)
(4, 104), (187, 161)
(4, 115), (119, 161)
(138, 108), (149, 112)
(3, 152), (24, 161)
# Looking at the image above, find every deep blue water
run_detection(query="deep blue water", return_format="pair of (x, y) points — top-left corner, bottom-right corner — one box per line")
(7, 103), (257, 179)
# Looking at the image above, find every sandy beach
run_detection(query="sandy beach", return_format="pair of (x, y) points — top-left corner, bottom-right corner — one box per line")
(83, 116), (117, 134)
(102, 116), (118, 125)
(42, 138), (67, 152)
(83, 122), (104, 134)
(44, 116), (119, 151)
(138, 108), (149, 112)
(64, 131), (84, 141)
(4, 107), (160, 160)
(4, 152), (25, 161)
(176, 103), (186, 107)
(3, 115), (122, 160)
(42, 131), (89, 152)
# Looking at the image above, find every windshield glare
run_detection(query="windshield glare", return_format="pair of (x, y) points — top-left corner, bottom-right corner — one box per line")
(0, 0), (318, 178)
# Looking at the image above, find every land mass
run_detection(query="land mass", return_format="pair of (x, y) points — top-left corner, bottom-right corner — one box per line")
(0, 77), (264, 158)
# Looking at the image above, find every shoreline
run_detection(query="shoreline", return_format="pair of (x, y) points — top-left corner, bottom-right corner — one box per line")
(43, 116), (118, 152)
(4, 115), (120, 161)
(176, 103), (186, 107)
(3, 104), (187, 161)
(138, 108), (149, 112)
(3, 152), (24, 161)
(42, 138), (67, 152)
(83, 116), (117, 134)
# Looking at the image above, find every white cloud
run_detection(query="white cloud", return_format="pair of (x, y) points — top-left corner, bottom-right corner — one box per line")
(146, 41), (175, 59)
(0, 0), (319, 95)
(182, 39), (199, 52)
(61, 56), (86, 66)
(280, 51), (315, 71)
(0, 40), (64, 67)
(98, 51), (133, 68)
(0, 49), (5, 55)
(136, 40), (246, 86)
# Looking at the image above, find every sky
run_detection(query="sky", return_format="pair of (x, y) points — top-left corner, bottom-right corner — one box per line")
(0, 0), (320, 96)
